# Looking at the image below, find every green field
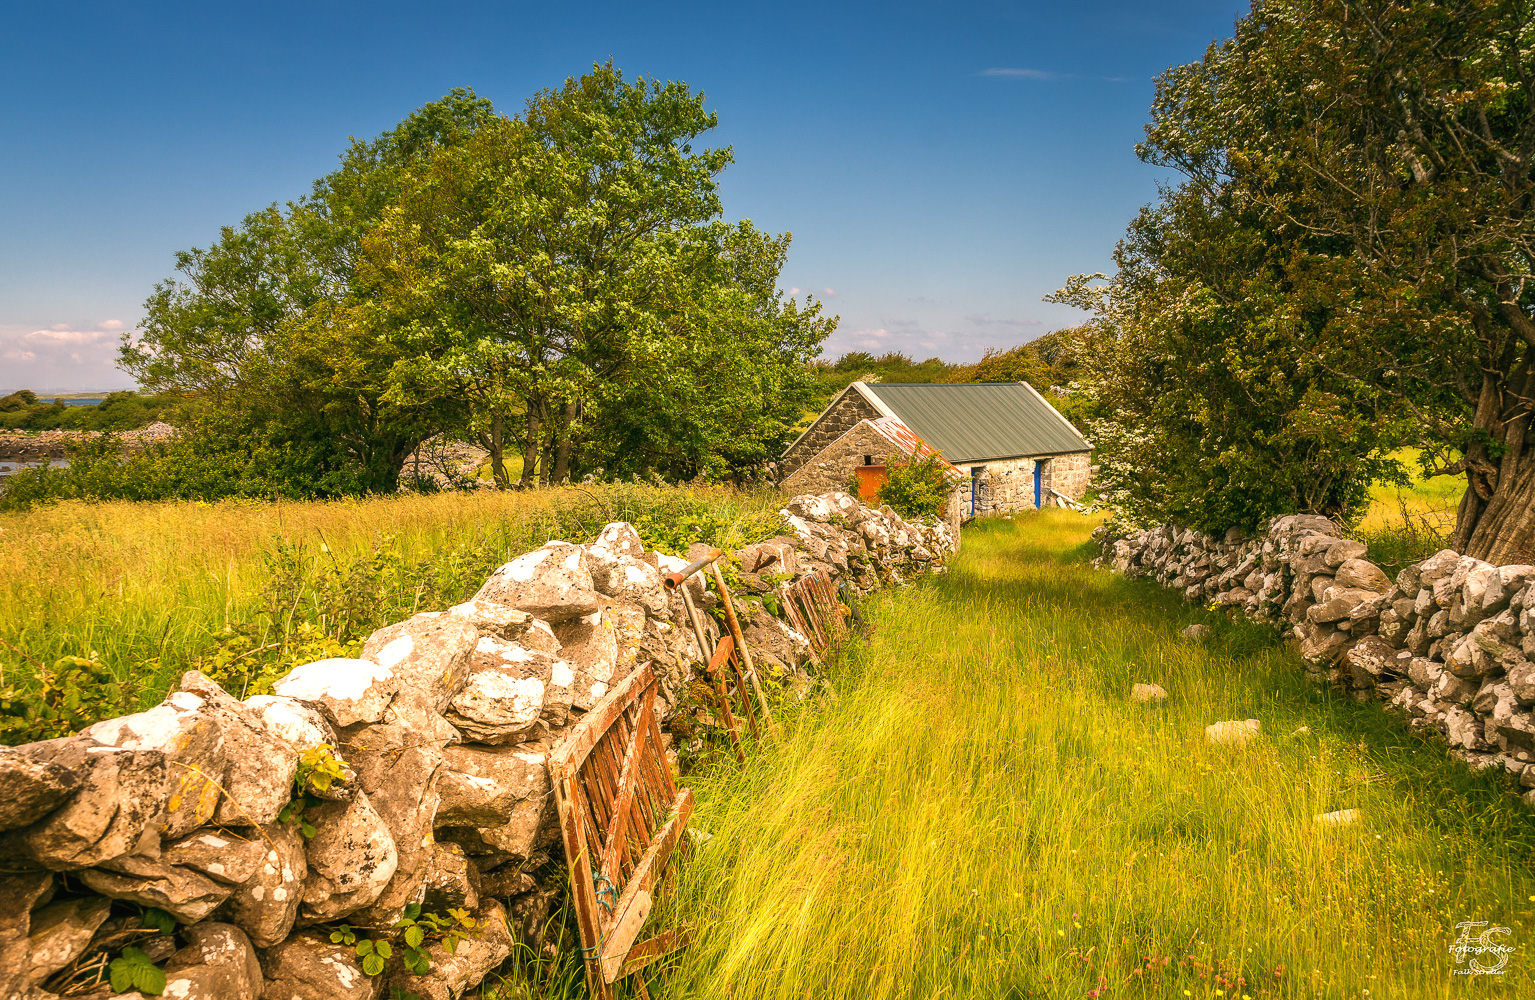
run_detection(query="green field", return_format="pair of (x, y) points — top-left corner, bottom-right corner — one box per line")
(651, 511), (1535, 998)
(1356, 450), (1466, 575)
(0, 484), (785, 744)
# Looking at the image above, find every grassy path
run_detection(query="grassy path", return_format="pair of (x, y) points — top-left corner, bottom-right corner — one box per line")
(656, 512), (1535, 999)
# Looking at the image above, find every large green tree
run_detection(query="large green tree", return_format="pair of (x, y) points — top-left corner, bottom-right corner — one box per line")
(1079, 0), (1535, 557)
(357, 63), (831, 485)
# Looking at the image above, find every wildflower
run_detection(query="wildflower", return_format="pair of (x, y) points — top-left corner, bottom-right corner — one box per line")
(1057, 930), (1066, 937)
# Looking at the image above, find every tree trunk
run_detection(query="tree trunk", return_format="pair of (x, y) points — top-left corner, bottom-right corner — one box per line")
(1459, 463), (1535, 564)
(1452, 355), (1535, 564)
(551, 400), (580, 484)
(519, 406), (542, 488)
(488, 409), (508, 489)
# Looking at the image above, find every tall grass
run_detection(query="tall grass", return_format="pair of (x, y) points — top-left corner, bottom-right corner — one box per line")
(0, 484), (785, 743)
(652, 511), (1535, 998)
(1356, 449), (1465, 574)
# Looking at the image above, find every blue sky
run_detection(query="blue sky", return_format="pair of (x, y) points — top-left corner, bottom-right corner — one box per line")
(0, 0), (1248, 392)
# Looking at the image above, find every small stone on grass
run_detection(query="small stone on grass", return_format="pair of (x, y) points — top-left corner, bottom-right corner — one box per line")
(1205, 719), (1261, 746)
(1130, 683), (1168, 704)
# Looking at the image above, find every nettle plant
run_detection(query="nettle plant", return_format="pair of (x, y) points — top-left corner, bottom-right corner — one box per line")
(331, 905), (483, 978)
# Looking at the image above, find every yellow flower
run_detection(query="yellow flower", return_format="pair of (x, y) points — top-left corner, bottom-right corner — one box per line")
(1056, 930), (1065, 937)
(1184, 993), (1192, 997)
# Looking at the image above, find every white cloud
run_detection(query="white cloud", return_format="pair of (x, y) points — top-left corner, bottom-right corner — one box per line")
(981, 67), (1129, 83)
(966, 313), (1042, 328)
(785, 287), (801, 296)
(0, 321), (136, 392)
(25, 327), (111, 346)
(821, 287), (837, 298)
(982, 67), (1057, 80)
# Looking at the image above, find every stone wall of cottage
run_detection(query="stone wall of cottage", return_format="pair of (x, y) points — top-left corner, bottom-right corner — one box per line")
(778, 390), (882, 480)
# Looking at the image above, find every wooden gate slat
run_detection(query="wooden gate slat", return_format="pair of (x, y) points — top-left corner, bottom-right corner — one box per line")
(598, 787), (694, 983)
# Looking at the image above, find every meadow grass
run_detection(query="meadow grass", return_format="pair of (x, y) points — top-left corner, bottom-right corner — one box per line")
(653, 510), (1535, 999)
(1355, 450), (1465, 575)
(0, 483), (786, 742)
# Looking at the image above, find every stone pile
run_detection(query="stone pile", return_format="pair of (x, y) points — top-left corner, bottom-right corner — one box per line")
(0, 492), (952, 1000)
(1099, 516), (1535, 805)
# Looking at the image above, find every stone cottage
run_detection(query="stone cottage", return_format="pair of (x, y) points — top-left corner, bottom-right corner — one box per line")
(780, 381), (1092, 517)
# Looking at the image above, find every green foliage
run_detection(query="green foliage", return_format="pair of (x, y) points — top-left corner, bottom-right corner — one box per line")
(1097, 0), (1535, 559)
(278, 745), (349, 838)
(140, 907), (176, 935)
(0, 391), (174, 432)
(0, 653), (127, 742)
(0, 425), (320, 512)
(296, 743), (348, 794)
(875, 451), (953, 523)
(109, 946), (166, 995)
(358, 63), (831, 486)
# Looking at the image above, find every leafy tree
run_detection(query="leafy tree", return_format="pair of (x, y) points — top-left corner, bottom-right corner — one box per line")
(1114, 0), (1535, 560)
(360, 63), (830, 485)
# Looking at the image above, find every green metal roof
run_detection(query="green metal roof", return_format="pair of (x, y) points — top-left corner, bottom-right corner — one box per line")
(859, 382), (1090, 464)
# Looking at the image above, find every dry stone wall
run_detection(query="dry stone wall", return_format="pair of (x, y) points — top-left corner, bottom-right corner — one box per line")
(1098, 516), (1535, 806)
(0, 492), (953, 1000)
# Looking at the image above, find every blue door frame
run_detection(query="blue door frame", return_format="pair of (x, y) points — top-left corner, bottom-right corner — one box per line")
(1033, 460), (1043, 508)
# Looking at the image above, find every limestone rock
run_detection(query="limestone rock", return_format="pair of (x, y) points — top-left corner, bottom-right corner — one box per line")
(12, 740), (170, 870)
(1179, 624), (1211, 642)
(555, 607), (621, 711)
(1294, 621), (1352, 665)
(220, 822), (307, 948)
(80, 853), (234, 923)
(335, 722), (445, 927)
(179, 671), (299, 827)
(83, 690), (226, 839)
(475, 542), (600, 625)
(259, 930), (380, 1000)
(421, 841), (480, 912)
(1334, 559), (1391, 593)
(243, 695), (338, 754)
(160, 922), (264, 1000)
(161, 827), (270, 885)
(1315, 809), (1361, 827)
(1511, 661), (1535, 706)
(362, 612), (478, 736)
(300, 791), (398, 923)
(436, 744), (550, 831)
(384, 899), (514, 1000)
(443, 637), (558, 745)
(24, 896), (111, 985)
(1130, 683), (1168, 703)
(1205, 719), (1261, 746)
(0, 873), (55, 1000)
(446, 598), (532, 640)
(0, 747), (83, 833)
(586, 522), (668, 615)
(1321, 539), (1368, 568)
(273, 658), (398, 730)
(1344, 636), (1399, 679)
(1307, 587), (1379, 624)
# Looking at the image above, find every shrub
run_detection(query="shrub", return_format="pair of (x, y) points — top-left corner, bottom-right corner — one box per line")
(877, 451), (952, 523)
